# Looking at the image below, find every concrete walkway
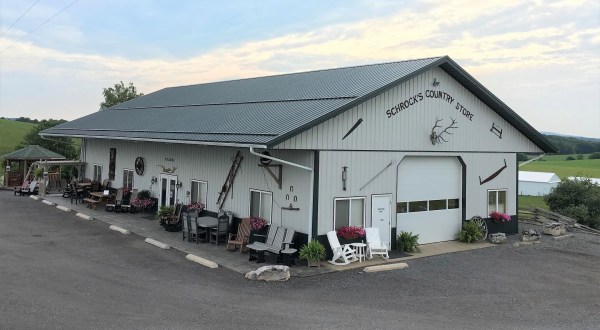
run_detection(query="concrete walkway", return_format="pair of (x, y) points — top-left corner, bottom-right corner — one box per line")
(40, 193), (494, 276)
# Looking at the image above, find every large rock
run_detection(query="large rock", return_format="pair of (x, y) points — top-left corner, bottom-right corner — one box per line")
(521, 228), (541, 242)
(489, 233), (507, 244)
(245, 265), (290, 281)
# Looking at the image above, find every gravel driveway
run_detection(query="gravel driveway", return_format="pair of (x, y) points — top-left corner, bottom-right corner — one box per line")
(1, 190), (599, 329)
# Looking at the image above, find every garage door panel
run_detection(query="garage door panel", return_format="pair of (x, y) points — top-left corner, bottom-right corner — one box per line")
(397, 156), (462, 244)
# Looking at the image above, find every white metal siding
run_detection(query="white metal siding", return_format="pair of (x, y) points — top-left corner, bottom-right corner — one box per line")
(317, 150), (516, 236)
(519, 181), (558, 196)
(83, 139), (313, 234)
(274, 67), (542, 153)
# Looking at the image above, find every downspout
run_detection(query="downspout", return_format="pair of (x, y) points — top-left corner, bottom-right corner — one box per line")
(249, 147), (314, 240)
(518, 153), (545, 167)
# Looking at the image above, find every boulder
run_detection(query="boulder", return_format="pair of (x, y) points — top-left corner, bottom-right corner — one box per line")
(245, 265), (290, 281)
(489, 233), (507, 244)
(543, 222), (566, 236)
(521, 228), (541, 242)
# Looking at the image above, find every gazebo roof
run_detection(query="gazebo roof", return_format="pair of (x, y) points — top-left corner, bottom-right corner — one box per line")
(2, 145), (66, 160)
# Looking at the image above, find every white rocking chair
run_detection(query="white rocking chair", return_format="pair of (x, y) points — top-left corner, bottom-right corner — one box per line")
(326, 231), (358, 265)
(365, 227), (389, 259)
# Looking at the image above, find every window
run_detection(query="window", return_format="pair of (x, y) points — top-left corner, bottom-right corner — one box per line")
(250, 189), (272, 223)
(397, 198), (460, 213)
(488, 189), (507, 213)
(334, 197), (365, 230)
(93, 164), (103, 182)
(191, 180), (208, 206)
(122, 169), (134, 189)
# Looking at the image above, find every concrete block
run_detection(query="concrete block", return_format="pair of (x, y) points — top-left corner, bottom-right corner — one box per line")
(75, 213), (93, 220)
(109, 225), (130, 235)
(56, 205), (71, 212)
(144, 238), (170, 249)
(42, 200), (55, 206)
(363, 263), (409, 273)
(186, 254), (218, 269)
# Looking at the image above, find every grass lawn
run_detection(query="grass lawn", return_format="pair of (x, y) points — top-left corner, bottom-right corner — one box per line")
(519, 159), (600, 178)
(518, 195), (548, 210)
(0, 119), (34, 157)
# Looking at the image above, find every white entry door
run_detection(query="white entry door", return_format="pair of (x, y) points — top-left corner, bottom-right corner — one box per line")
(160, 174), (178, 208)
(371, 194), (392, 248)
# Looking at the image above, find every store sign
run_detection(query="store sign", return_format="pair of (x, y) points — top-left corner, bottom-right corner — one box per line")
(386, 89), (474, 121)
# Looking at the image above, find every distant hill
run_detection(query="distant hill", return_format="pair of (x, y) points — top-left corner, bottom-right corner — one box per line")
(542, 132), (600, 142)
(0, 119), (35, 157)
(541, 133), (600, 155)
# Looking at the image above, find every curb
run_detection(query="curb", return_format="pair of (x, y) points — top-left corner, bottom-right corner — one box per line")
(75, 213), (93, 220)
(363, 262), (409, 273)
(109, 225), (131, 235)
(145, 238), (170, 249)
(186, 254), (218, 269)
(56, 205), (71, 212)
(42, 200), (55, 206)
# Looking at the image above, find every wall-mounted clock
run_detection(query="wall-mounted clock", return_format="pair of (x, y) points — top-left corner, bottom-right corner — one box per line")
(135, 157), (145, 175)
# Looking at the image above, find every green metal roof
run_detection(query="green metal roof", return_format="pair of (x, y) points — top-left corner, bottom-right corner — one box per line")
(40, 56), (557, 152)
(2, 145), (66, 160)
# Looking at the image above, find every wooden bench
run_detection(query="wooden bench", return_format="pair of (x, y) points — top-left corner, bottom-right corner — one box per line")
(83, 198), (100, 209)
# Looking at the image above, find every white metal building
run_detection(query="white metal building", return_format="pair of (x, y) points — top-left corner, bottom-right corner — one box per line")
(518, 171), (561, 196)
(41, 56), (557, 247)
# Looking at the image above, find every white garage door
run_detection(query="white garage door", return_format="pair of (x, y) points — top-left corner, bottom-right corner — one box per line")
(397, 157), (462, 244)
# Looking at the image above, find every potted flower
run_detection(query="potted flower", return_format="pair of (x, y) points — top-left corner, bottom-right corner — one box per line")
(157, 205), (175, 223)
(187, 202), (205, 214)
(131, 189), (155, 213)
(336, 225), (366, 245)
(299, 239), (326, 267)
(490, 211), (511, 224)
(249, 217), (268, 243)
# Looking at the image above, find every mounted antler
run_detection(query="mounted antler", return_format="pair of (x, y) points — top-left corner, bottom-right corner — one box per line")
(430, 117), (458, 145)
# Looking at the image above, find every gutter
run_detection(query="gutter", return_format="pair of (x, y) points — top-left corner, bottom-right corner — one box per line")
(249, 147), (314, 240)
(518, 153), (545, 167)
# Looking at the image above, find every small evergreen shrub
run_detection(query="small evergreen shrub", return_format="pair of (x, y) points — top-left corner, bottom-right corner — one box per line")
(396, 231), (420, 253)
(458, 220), (484, 243)
(299, 239), (326, 262)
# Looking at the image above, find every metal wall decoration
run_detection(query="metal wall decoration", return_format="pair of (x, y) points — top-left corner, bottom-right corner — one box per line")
(135, 157), (145, 175)
(430, 117), (458, 145)
(341, 118), (363, 140)
(490, 122), (503, 139)
(342, 166), (348, 190)
(479, 159), (507, 185)
(157, 165), (177, 173)
(109, 148), (116, 180)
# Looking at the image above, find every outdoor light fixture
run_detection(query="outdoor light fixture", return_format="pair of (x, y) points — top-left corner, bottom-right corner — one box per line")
(176, 181), (182, 189)
(433, 78), (440, 87)
(342, 166), (348, 191)
(150, 176), (157, 184)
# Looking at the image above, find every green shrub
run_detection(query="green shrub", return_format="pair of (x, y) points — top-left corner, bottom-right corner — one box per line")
(577, 154), (584, 160)
(137, 189), (151, 199)
(566, 156), (576, 161)
(545, 178), (600, 229)
(458, 220), (484, 243)
(396, 231), (420, 253)
(589, 152), (600, 160)
(299, 239), (326, 261)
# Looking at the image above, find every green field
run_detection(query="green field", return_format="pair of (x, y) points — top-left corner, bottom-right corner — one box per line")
(0, 119), (35, 157)
(519, 158), (600, 178)
(518, 195), (548, 210)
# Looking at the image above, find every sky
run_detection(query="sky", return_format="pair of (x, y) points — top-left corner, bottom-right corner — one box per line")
(0, 0), (599, 138)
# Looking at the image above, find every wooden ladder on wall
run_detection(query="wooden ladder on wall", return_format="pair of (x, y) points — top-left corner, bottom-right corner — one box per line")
(216, 151), (243, 209)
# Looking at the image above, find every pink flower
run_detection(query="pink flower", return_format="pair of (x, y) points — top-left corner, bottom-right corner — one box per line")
(187, 202), (205, 212)
(337, 226), (365, 240)
(250, 217), (268, 231)
(490, 211), (511, 223)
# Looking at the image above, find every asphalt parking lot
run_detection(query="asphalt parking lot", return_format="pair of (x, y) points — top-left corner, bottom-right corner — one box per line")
(1, 190), (599, 329)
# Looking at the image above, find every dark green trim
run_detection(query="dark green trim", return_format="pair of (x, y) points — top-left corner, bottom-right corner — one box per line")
(457, 156), (467, 221)
(311, 150), (319, 238)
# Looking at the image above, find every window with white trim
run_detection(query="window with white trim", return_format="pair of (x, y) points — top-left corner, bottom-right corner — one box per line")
(250, 189), (272, 223)
(334, 197), (365, 230)
(190, 180), (208, 207)
(93, 164), (103, 182)
(122, 169), (134, 189)
(488, 189), (507, 213)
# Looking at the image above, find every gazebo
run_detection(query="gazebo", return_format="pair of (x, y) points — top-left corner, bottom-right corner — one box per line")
(2, 145), (66, 187)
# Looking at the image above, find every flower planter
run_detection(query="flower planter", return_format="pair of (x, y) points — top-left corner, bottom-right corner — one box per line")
(307, 259), (321, 268)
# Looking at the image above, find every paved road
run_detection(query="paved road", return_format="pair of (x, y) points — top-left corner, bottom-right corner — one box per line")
(1, 191), (599, 329)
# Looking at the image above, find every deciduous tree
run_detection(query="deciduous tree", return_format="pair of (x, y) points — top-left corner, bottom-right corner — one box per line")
(100, 81), (144, 110)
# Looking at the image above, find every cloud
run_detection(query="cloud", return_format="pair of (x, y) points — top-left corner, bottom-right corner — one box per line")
(0, 0), (598, 136)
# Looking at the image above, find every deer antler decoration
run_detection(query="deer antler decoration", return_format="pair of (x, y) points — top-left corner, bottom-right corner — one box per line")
(430, 117), (458, 145)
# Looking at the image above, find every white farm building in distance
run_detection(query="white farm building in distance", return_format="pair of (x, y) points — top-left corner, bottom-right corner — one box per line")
(518, 171), (561, 196)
